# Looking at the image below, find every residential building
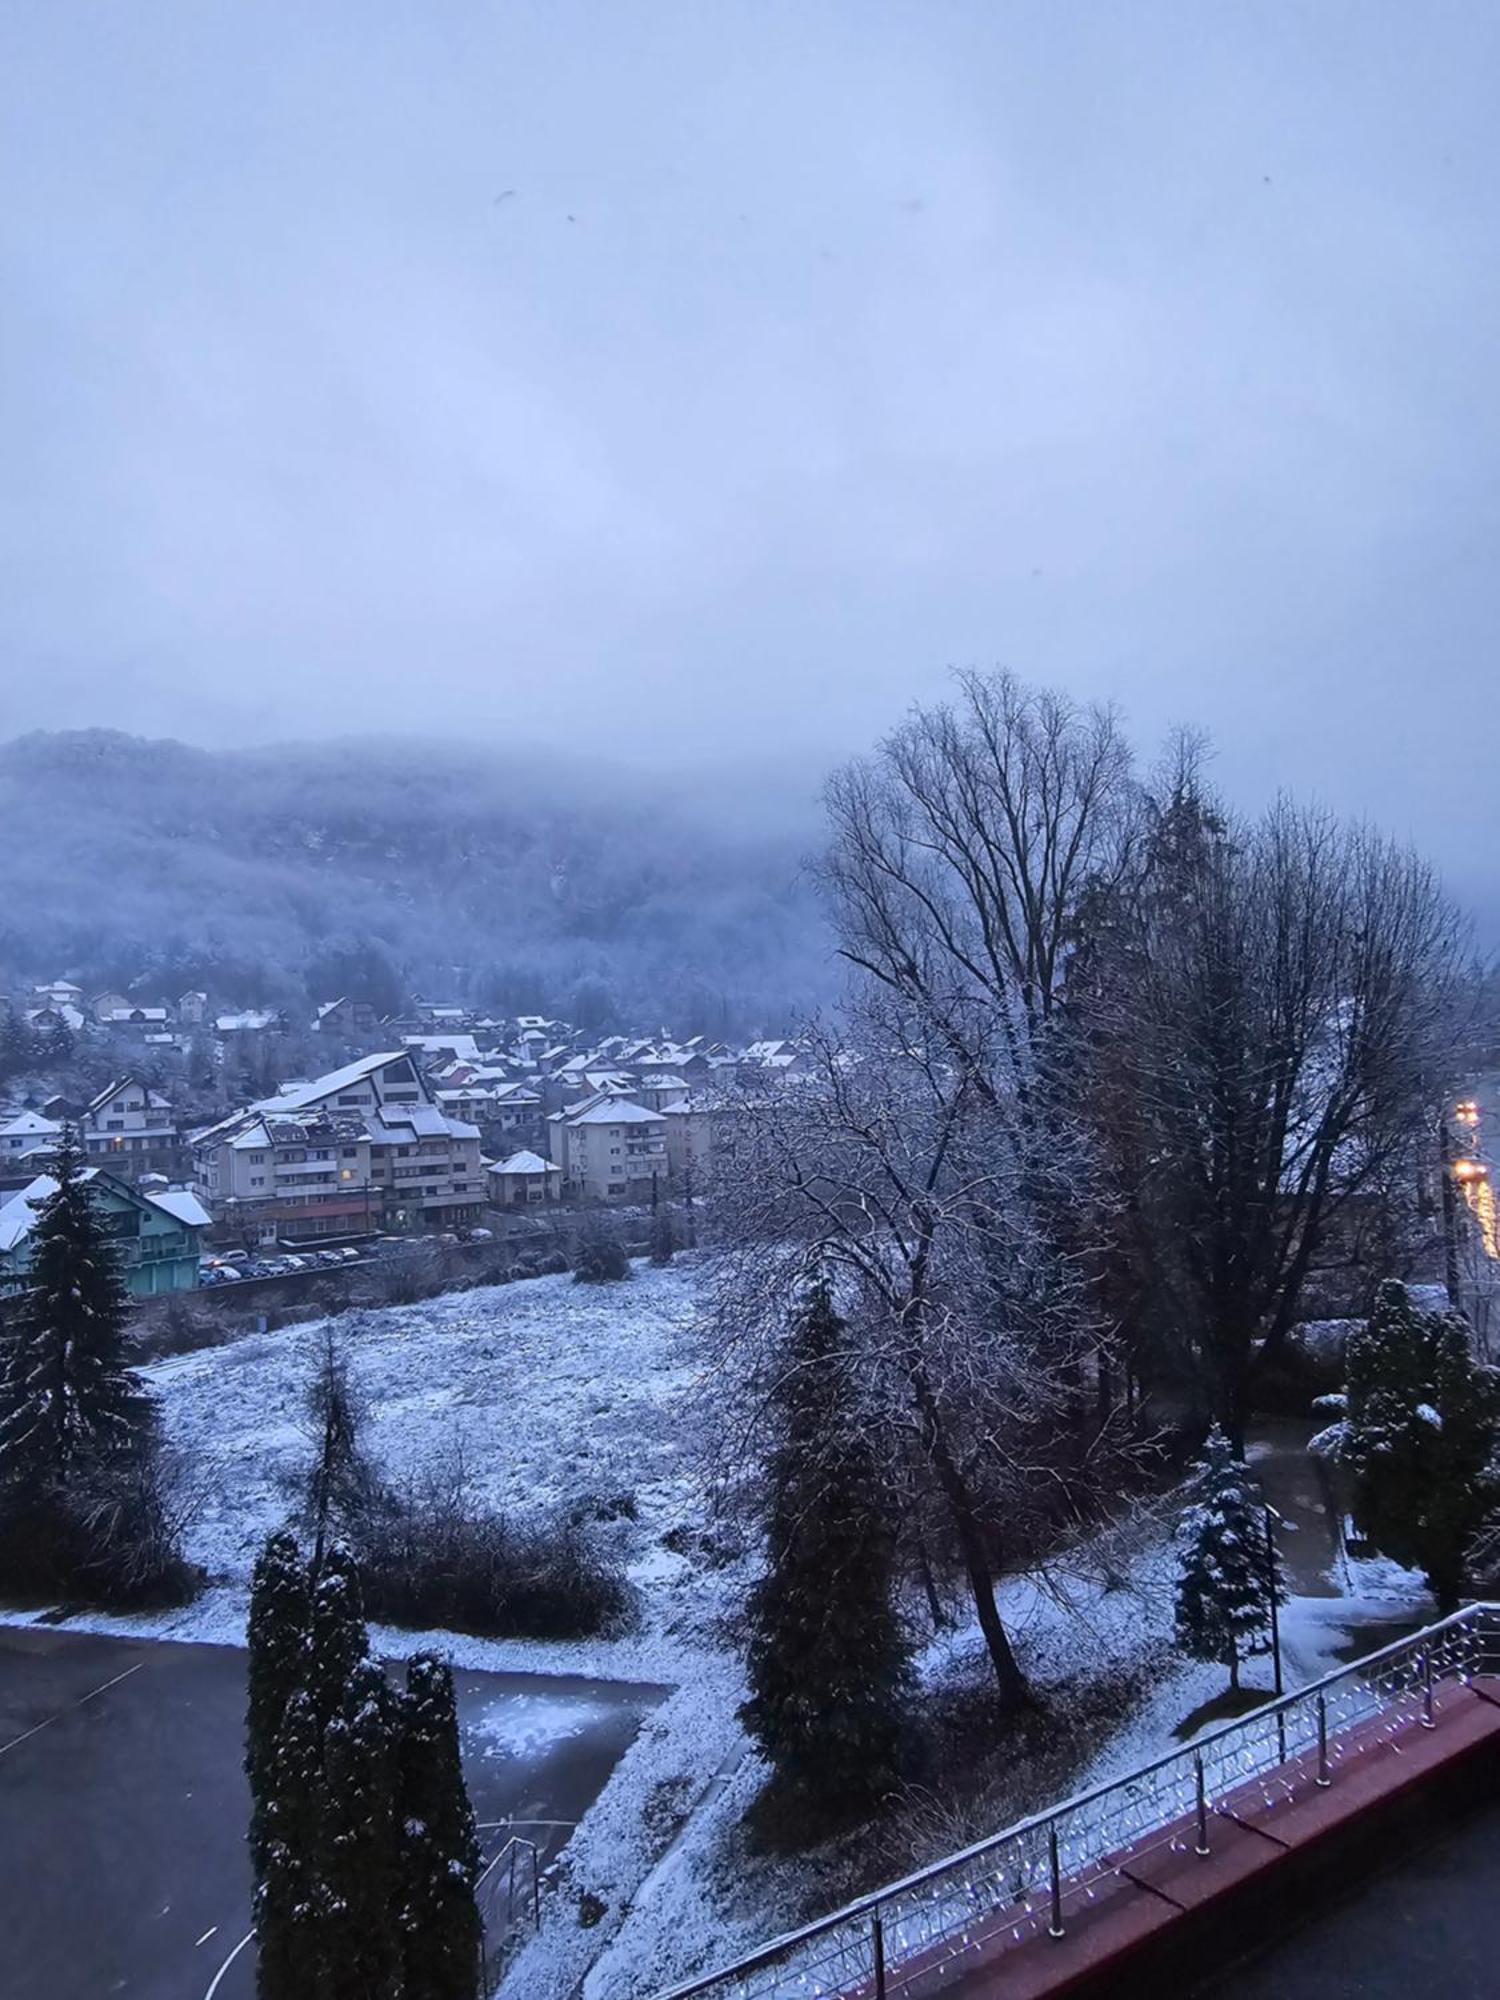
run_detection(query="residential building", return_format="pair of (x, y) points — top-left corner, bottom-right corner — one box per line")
(662, 1099), (741, 1188)
(0, 1110), (62, 1161)
(0, 1169), (208, 1298)
(31, 980), (84, 1010)
(487, 1150), (562, 1207)
(548, 1097), (668, 1202)
(192, 1050), (483, 1244)
(314, 996), (380, 1037)
(80, 1077), (184, 1179)
(215, 1009), (286, 1035)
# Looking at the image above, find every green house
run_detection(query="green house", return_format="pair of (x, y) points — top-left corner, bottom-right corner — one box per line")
(0, 1169), (209, 1299)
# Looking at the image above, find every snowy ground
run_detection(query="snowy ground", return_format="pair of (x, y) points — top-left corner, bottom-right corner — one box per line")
(0, 1261), (1443, 2000)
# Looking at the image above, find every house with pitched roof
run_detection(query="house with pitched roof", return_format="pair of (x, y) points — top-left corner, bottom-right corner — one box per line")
(0, 1169), (208, 1298)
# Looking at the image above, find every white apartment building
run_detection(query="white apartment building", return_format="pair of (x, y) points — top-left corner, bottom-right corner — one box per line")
(192, 1050), (483, 1243)
(548, 1097), (667, 1202)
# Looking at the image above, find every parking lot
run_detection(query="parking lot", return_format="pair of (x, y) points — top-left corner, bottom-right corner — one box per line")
(0, 1626), (666, 1999)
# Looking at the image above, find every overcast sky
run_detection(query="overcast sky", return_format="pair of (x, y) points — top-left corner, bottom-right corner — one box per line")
(3, 3), (1499, 908)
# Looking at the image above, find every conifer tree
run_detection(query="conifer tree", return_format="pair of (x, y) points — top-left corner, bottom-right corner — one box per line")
(1317, 1280), (1499, 1611)
(307, 1539), (369, 1736)
(0, 1006), (33, 1080)
(246, 1532), (311, 1878)
(648, 1182), (675, 1266)
(1174, 1424), (1283, 1690)
(254, 1688), (329, 2000)
(740, 1275), (911, 1817)
(322, 1658), (402, 2000)
(303, 1328), (383, 1565)
(0, 1127), (152, 1488)
(396, 1654), (483, 2000)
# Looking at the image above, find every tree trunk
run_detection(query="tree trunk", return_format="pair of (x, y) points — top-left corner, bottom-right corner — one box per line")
(916, 1388), (1031, 1708)
(915, 1533), (948, 1633)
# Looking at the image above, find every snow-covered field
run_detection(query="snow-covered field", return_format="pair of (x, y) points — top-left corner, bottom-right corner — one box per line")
(143, 1260), (722, 1674)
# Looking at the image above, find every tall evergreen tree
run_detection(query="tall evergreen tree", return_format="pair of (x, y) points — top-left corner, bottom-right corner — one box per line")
(396, 1654), (483, 2000)
(0, 1006), (33, 1080)
(740, 1276), (911, 1817)
(246, 1533), (311, 1878)
(1317, 1280), (1500, 1612)
(254, 1689), (329, 2000)
(322, 1658), (402, 2000)
(307, 1540), (369, 1735)
(303, 1328), (383, 1565)
(1174, 1424), (1284, 1690)
(648, 1182), (675, 1266)
(0, 1128), (152, 1487)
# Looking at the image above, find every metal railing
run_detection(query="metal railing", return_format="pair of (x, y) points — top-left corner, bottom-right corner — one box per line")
(476, 1828), (543, 1989)
(654, 1603), (1500, 2000)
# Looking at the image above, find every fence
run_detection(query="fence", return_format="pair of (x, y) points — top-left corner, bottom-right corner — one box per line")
(654, 1603), (1500, 2000)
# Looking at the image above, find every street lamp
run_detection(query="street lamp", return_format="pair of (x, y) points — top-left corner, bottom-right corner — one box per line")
(1264, 1502), (1284, 1698)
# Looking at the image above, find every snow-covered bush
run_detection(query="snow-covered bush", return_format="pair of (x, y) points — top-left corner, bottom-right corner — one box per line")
(356, 1470), (630, 1641)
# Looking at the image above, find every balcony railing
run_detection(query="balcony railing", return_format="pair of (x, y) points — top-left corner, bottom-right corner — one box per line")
(653, 1604), (1500, 2000)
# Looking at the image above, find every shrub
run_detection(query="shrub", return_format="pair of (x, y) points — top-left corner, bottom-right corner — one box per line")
(0, 1453), (199, 1611)
(357, 1474), (629, 1641)
(572, 1222), (630, 1284)
(371, 1243), (444, 1306)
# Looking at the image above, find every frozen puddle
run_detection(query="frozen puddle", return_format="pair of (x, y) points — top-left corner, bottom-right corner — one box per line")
(474, 1690), (607, 1760)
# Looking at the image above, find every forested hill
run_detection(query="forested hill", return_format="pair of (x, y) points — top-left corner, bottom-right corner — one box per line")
(0, 731), (833, 1031)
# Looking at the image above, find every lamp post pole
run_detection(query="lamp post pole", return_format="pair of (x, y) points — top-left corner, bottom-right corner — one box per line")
(1264, 1502), (1283, 1699)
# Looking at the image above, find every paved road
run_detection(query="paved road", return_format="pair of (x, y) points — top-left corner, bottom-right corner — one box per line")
(1203, 1800), (1500, 1997)
(0, 1625), (666, 2000)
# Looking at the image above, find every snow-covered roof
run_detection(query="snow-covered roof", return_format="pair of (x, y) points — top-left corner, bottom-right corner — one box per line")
(490, 1150), (555, 1176)
(87, 1077), (173, 1117)
(227, 1120), (274, 1150)
(148, 1187), (213, 1229)
(0, 1111), (62, 1138)
(403, 1034), (483, 1062)
(555, 1098), (664, 1127)
(253, 1051), (407, 1111)
(0, 1171), (209, 1254)
(215, 1010), (280, 1032)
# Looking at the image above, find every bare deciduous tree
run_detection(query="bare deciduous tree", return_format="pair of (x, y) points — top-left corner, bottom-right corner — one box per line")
(821, 669), (1137, 1097)
(1087, 778), (1470, 1439)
